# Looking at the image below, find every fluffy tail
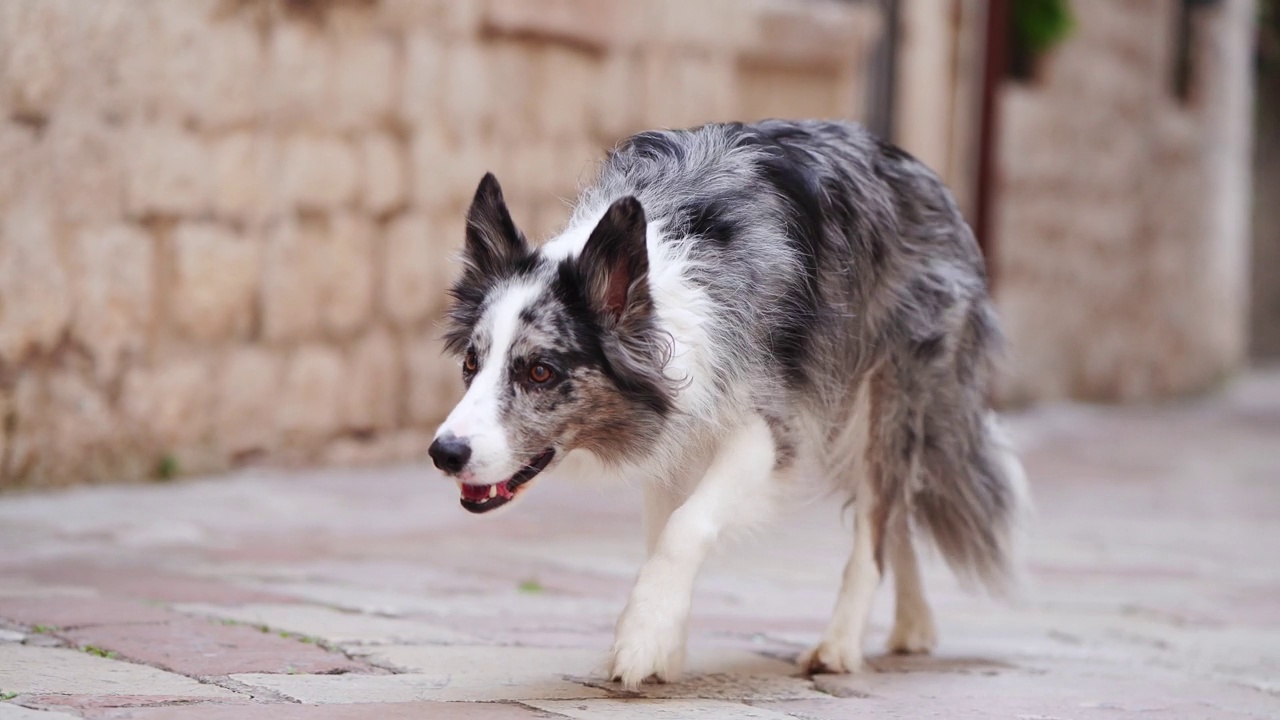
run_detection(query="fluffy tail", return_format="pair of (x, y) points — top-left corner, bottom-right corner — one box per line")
(912, 412), (1030, 595)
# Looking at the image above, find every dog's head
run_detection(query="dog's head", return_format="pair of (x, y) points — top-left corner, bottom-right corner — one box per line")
(429, 174), (673, 513)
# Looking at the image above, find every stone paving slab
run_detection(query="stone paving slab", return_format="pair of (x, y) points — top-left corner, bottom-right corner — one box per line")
(0, 705), (80, 720)
(80, 702), (555, 720)
(59, 618), (369, 677)
(174, 603), (476, 647)
(528, 699), (800, 719)
(228, 673), (611, 703)
(0, 646), (238, 698)
(0, 597), (178, 630)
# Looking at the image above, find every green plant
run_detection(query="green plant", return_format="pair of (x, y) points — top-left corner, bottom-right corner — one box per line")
(1013, 0), (1076, 56)
(154, 454), (181, 482)
(31, 625), (57, 634)
(0, 691), (18, 701)
(81, 645), (119, 659)
(517, 579), (544, 594)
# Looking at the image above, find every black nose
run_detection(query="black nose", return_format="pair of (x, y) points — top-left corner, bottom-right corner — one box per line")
(429, 435), (472, 475)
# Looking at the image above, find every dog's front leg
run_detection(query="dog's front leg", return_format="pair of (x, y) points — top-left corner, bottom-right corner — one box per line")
(609, 416), (779, 689)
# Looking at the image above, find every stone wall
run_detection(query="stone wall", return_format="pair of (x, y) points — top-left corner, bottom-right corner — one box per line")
(0, 0), (880, 489)
(992, 0), (1256, 404)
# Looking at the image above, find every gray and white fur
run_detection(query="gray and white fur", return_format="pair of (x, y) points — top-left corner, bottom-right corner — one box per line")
(429, 120), (1029, 688)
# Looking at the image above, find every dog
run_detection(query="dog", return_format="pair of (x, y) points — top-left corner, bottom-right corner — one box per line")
(429, 120), (1028, 689)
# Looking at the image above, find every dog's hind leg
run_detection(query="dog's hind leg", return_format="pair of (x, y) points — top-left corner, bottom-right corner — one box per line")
(885, 518), (937, 654)
(799, 482), (881, 674)
(609, 415), (780, 690)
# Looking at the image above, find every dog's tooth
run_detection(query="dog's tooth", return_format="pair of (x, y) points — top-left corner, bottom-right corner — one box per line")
(488, 485), (497, 499)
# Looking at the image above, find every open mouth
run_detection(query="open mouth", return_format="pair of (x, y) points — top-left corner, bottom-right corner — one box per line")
(457, 449), (555, 514)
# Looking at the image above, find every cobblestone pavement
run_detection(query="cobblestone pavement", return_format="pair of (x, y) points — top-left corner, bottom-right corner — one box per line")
(2, 373), (1278, 719)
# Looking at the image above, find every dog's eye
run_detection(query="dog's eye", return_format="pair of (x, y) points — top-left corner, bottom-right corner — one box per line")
(528, 363), (554, 384)
(463, 349), (478, 375)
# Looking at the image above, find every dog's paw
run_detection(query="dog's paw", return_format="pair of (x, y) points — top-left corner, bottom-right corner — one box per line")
(799, 639), (866, 675)
(886, 611), (937, 655)
(608, 598), (688, 690)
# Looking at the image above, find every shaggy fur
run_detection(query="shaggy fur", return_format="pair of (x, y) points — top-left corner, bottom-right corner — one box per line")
(429, 120), (1028, 688)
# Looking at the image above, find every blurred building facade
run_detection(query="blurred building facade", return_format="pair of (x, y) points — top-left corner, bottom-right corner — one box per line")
(0, 0), (1261, 489)
(0, 0), (880, 488)
(892, 0), (1257, 404)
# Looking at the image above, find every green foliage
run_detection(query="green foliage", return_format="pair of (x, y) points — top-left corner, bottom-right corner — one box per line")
(81, 645), (119, 659)
(517, 578), (544, 594)
(153, 454), (181, 482)
(0, 691), (18, 701)
(31, 625), (57, 634)
(1013, 0), (1075, 56)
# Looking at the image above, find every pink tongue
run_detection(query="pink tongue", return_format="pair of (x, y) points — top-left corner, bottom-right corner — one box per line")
(461, 484), (492, 502)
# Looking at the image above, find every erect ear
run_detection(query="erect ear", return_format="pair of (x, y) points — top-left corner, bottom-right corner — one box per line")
(463, 173), (528, 276)
(576, 196), (651, 327)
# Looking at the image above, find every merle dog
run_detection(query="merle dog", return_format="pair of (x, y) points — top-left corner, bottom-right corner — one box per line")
(429, 120), (1028, 688)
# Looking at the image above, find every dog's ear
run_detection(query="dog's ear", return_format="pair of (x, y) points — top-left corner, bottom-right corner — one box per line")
(463, 173), (527, 276)
(576, 196), (651, 328)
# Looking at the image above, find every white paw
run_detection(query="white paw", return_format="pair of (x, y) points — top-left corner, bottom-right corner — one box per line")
(886, 609), (937, 655)
(799, 637), (866, 675)
(608, 595), (689, 690)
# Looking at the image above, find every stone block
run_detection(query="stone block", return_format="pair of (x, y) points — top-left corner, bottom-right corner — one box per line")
(360, 132), (407, 215)
(47, 117), (126, 224)
(322, 430), (433, 467)
(332, 34), (396, 129)
(0, 195), (71, 362)
(641, 51), (737, 129)
(280, 135), (359, 210)
(593, 52), (643, 139)
(378, 0), (481, 37)
(381, 213), (438, 326)
(645, 0), (754, 51)
(482, 0), (636, 51)
(486, 42), (538, 138)
(343, 328), (401, 432)
(162, 7), (262, 128)
(533, 45), (599, 139)
(69, 223), (154, 379)
(267, 21), (331, 122)
(211, 132), (278, 221)
(405, 334), (463, 425)
(261, 218), (323, 342)
(43, 370), (119, 479)
(0, 0), (70, 120)
(429, 213), (467, 302)
(744, 1), (878, 70)
(0, 645), (237, 698)
(321, 213), (376, 336)
(127, 126), (210, 216)
(120, 358), (215, 448)
(411, 129), (497, 209)
(277, 345), (345, 439)
(400, 32), (443, 124)
(170, 223), (260, 342)
(216, 347), (284, 455)
(440, 42), (493, 135)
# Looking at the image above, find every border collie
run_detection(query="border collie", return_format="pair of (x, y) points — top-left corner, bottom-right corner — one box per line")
(429, 120), (1028, 689)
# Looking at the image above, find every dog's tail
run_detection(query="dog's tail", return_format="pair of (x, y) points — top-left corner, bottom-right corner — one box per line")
(911, 411), (1030, 595)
